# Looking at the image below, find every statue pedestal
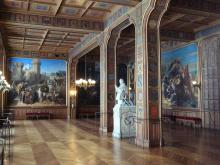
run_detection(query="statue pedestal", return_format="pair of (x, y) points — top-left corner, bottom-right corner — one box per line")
(112, 105), (136, 138)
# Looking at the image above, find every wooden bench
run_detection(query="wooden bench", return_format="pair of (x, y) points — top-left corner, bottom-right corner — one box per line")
(26, 112), (52, 120)
(163, 115), (202, 127)
(176, 116), (202, 127)
(163, 114), (176, 122)
(77, 106), (100, 119)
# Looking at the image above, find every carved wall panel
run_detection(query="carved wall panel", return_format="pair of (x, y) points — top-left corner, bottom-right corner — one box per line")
(201, 37), (220, 111)
(200, 36), (220, 129)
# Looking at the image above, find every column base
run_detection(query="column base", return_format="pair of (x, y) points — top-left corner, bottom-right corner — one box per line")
(160, 137), (165, 147)
(67, 115), (70, 120)
(135, 138), (163, 148)
(135, 138), (150, 148)
(99, 127), (108, 134)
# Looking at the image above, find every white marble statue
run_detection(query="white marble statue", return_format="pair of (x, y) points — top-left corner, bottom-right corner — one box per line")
(115, 79), (128, 106)
(113, 79), (136, 138)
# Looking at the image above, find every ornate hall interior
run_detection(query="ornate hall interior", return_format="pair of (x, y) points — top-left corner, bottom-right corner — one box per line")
(0, 0), (220, 164)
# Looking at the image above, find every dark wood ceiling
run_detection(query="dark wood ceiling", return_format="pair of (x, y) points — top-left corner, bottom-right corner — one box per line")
(161, 0), (220, 41)
(0, 0), (140, 53)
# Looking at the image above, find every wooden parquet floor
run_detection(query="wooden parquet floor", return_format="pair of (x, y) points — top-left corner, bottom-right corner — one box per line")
(4, 119), (220, 165)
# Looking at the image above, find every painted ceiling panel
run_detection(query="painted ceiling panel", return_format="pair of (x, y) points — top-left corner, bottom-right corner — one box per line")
(61, 7), (81, 15)
(32, 0), (56, 4)
(93, 2), (113, 10)
(30, 3), (50, 11)
(4, 0), (28, 9)
(65, 0), (87, 6)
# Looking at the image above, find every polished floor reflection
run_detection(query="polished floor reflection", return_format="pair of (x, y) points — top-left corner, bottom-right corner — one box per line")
(5, 119), (220, 165)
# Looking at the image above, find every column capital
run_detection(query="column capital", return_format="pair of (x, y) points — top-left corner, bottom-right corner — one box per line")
(96, 28), (111, 47)
(127, 0), (157, 27)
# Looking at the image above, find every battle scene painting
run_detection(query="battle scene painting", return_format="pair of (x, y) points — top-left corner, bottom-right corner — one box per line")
(161, 43), (198, 108)
(8, 58), (66, 106)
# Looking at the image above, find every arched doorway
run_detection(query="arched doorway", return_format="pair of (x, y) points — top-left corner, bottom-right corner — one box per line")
(75, 46), (101, 131)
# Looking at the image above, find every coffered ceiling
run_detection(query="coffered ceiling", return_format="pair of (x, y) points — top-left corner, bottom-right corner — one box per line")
(4, 25), (89, 52)
(1, 0), (139, 20)
(0, 0), (140, 54)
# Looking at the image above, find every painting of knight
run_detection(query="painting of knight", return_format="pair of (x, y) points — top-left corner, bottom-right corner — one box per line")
(161, 43), (198, 108)
(8, 58), (66, 106)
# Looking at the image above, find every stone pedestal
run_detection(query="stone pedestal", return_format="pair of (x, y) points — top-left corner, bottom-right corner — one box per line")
(112, 105), (136, 138)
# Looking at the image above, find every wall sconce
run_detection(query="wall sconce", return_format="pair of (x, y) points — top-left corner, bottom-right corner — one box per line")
(192, 80), (201, 88)
(70, 89), (77, 97)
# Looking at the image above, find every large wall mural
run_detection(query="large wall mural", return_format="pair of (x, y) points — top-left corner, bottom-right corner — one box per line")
(8, 58), (66, 106)
(161, 43), (198, 108)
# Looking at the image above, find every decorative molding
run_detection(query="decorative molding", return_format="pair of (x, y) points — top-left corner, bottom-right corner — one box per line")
(0, 12), (104, 32)
(104, 6), (130, 28)
(7, 49), (68, 60)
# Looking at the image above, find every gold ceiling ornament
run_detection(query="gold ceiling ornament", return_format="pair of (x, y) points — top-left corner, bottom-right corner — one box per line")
(75, 55), (96, 89)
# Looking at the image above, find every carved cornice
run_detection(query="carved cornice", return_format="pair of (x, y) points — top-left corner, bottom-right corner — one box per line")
(0, 12), (103, 32)
(7, 50), (68, 60)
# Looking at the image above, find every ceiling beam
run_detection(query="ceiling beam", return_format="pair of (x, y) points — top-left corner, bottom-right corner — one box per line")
(29, 0), (57, 5)
(80, 1), (95, 17)
(117, 38), (135, 49)
(22, 28), (26, 49)
(91, 0), (139, 7)
(176, 17), (206, 29)
(6, 34), (44, 40)
(0, 11), (103, 32)
(161, 14), (185, 27)
(160, 29), (195, 42)
(39, 29), (49, 50)
(27, 0), (30, 11)
(55, 32), (68, 51)
(170, 0), (220, 18)
(54, 0), (64, 16)
(4, 24), (89, 35)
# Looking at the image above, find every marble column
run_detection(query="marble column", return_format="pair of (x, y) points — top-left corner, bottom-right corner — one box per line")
(129, 0), (170, 147)
(99, 32), (109, 133)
